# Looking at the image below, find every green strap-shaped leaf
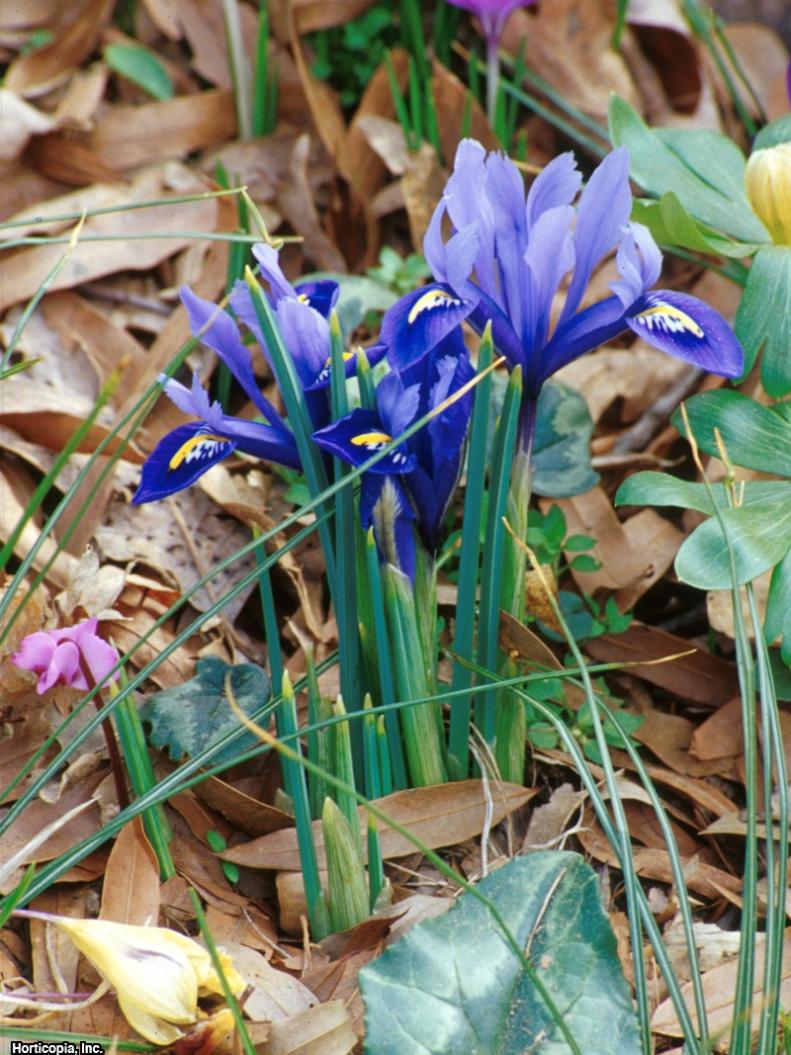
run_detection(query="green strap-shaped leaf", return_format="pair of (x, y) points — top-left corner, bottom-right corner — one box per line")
(672, 388), (791, 476)
(104, 44), (173, 100)
(360, 852), (640, 1055)
(608, 96), (767, 244)
(735, 245), (791, 396)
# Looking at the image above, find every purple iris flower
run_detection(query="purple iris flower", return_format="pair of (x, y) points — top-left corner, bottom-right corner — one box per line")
(133, 245), (386, 504)
(313, 330), (474, 575)
(12, 618), (119, 694)
(447, 0), (537, 121)
(230, 244), (385, 430)
(447, 0), (534, 46)
(383, 141), (744, 449)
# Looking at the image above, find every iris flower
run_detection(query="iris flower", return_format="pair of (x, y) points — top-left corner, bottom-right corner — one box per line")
(446, 0), (537, 122)
(383, 140), (744, 452)
(313, 329), (474, 576)
(133, 245), (384, 504)
(12, 617), (119, 694)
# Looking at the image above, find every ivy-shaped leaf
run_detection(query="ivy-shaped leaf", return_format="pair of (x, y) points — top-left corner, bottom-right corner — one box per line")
(360, 852), (640, 1055)
(532, 381), (598, 498)
(140, 657), (270, 765)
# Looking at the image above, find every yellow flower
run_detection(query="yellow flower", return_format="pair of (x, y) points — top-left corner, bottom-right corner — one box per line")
(745, 143), (791, 246)
(51, 917), (244, 1046)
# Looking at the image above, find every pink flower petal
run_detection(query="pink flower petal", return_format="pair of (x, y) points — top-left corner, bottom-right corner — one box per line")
(38, 640), (85, 694)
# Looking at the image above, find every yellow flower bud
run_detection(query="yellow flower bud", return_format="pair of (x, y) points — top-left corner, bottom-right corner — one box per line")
(51, 917), (244, 1046)
(745, 143), (791, 246)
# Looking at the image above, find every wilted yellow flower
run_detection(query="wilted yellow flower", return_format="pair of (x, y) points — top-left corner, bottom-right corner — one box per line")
(51, 917), (244, 1046)
(745, 143), (791, 246)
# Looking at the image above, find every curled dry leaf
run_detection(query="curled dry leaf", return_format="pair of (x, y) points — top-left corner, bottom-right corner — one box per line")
(220, 781), (535, 871)
(221, 943), (317, 1023)
(0, 167), (222, 313)
(0, 89), (56, 161)
(502, 0), (638, 123)
(651, 930), (791, 1045)
(4, 0), (114, 97)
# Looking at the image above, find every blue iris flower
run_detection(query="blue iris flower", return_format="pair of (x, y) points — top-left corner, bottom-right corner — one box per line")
(382, 140), (744, 448)
(132, 245), (384, 504)
(312, 329), (474, 576)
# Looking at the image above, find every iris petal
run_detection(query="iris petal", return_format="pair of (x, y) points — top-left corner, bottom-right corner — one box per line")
(381, 283), (475, 373)
(312, 409), (415, 474)
(132, 423), (237, 504)
(626, 290), (744, 377)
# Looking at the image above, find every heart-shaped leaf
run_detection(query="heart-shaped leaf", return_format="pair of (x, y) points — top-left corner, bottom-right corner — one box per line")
(360, 852), (640, 1055)
(140, 657), (270, 764)
(532, 381), (598, 498)
(616, 471), (790, 515)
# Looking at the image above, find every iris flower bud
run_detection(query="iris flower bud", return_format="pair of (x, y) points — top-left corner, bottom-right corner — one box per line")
(745, 144), (791, 246)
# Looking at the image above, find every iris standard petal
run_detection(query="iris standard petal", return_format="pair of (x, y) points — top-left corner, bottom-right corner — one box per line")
(525, 152), (582, 232)
(444, 140), (499, 301)
(159, 374), (224, 430)
(312, 409), (415, 474)
(381, 284), (476, 373)
(486, 151), (528, 336)
(132, 423), (237, 503)
(610, 222), (663, 309)
(626, 290), (744, 377)
(275, 297), (332, 390)
(252, 243), (295, 303)
(377, 371), (421, 440)
(523, 204), (576, 363)
(180, 286), (287, 431)
(559, 146), (632, 324)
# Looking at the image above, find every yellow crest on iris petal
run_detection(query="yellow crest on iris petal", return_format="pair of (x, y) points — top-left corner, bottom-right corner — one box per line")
(407, 288), (462, 324)
(633, 302), (703, 339)
(745, 144), (791, 246)
(169, 433), (228, 471)
(351, 431), (392, 447)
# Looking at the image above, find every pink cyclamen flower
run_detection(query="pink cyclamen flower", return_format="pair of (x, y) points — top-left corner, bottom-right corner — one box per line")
(446, 0), (536, 46)
(11, 618), (119, 695)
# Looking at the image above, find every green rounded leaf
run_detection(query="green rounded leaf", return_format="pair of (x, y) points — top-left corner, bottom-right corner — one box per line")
(675, 503), (791, 589)
(360, 852), (640, 1055)
(104, 43), (173, 100)
(608, 96), (768, 244)
(734, 245), (791, 395)
(672, 389), (791, 476)
(615, 471), (790, 515)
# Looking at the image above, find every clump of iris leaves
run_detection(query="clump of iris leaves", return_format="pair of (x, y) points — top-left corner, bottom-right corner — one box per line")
(1, 3), (790, 1055)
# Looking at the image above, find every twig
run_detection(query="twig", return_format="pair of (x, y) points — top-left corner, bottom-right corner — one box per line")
(611, 366), (703, 454)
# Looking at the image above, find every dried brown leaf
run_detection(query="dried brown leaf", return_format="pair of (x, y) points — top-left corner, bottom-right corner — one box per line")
(221, 781), (535, 871)
(258, 1000), (357, 1055)
(99, 818), (160, 925)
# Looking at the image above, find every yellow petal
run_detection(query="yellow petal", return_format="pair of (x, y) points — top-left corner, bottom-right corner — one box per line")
(745, 143), (791, 245)
(54, 919), (199, 1023)
(115, 992), (185, 1046)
